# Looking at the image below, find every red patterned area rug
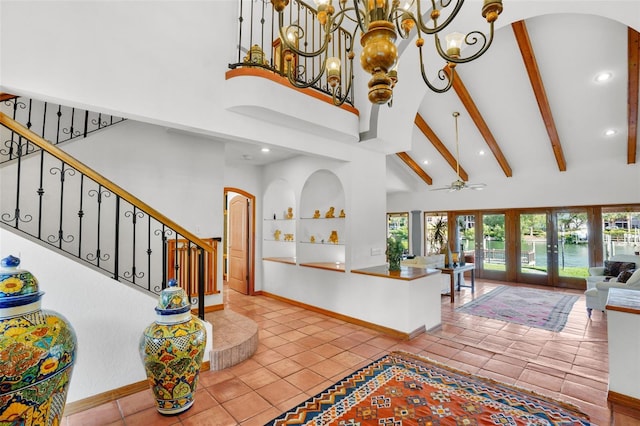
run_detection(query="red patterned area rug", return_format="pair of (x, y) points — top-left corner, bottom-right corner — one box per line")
(267, 351), (590, 425)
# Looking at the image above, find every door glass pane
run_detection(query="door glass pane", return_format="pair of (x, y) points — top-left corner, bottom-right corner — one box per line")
(387, 212), (409, 256)
(556, 211), (589, 278)
(602, 208), (640, 259)
(457, 215), (476, 265)
(519, 213), (547, 275)
(482, 213), (506, 272)
(424, 212), (447, 255)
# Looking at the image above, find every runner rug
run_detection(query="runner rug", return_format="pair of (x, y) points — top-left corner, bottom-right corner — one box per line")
(456, 285), (579, 332)
(266, 351), (590, 425)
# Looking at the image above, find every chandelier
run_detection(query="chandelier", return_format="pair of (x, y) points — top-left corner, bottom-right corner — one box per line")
(271, 0), (503, 106)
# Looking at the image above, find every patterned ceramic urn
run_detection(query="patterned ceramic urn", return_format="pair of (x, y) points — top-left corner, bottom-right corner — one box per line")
(139, 279), (207, 415)
(0, 255), (77, 425)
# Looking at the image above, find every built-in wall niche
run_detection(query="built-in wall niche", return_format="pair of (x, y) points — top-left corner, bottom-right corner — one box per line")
(263, 179), (296, 262)
(298, 169), (346, 267)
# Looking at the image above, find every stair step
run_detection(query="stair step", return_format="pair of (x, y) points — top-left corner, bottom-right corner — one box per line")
(205, 309), (258, 371)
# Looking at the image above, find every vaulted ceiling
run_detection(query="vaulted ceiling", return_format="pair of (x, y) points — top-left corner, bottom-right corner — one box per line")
(387, 13), (639, 193)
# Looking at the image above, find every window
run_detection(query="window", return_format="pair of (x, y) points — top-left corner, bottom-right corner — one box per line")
(424, 212), (448, 255)
(387, 212), (409, 255)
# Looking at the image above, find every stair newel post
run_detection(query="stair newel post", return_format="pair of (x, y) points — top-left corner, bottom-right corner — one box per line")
(198, 246), (205, 320)
(113, 195), (120, 280)
(161, 226), (168, 289)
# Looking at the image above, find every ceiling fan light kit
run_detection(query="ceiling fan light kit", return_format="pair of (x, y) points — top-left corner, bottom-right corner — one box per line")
(431, 112), (487, 192)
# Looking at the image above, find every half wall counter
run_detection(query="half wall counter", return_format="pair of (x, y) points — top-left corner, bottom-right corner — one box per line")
(262, 260), (443, 339)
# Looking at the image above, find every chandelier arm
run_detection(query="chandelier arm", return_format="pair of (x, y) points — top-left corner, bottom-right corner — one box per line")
(351, 0), (370, 33)
(330, 56), (355, 106)
(417, 44), (454, 93)
(414, 0), (465, 35)
(433, 28), (495, 64)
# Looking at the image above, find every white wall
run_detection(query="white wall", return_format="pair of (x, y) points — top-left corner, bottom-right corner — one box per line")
(0, 228), (213, 404)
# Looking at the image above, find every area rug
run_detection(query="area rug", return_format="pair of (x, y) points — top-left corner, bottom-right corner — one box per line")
(456, 286), (579, 332)
(266, 351), (590, 425)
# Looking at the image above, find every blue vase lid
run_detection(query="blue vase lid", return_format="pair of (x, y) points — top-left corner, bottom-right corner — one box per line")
(155, 279), (191, 315)
(0, 255), (44, 308)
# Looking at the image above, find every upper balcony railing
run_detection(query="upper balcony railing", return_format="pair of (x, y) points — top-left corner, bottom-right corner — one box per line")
(229, 0), (354, 106)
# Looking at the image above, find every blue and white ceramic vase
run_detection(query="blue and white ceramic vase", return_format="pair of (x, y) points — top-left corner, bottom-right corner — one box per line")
(0, 255), (77, 425)
(139, 279), (207, 415)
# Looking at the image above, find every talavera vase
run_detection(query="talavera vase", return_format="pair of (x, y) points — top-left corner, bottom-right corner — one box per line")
(0, 255), (77, 425)
(139, 279), (207, 415)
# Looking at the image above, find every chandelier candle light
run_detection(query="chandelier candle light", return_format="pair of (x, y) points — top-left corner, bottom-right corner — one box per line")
(271, 0), (503, 106)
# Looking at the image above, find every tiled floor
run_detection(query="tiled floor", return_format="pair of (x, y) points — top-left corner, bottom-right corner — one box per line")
(63, 279), (610, 425)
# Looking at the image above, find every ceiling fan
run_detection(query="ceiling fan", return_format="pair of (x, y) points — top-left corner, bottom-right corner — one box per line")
(431, 112), (486, 192)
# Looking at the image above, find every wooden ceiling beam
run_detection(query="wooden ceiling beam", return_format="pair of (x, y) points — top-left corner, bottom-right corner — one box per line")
(395, 152), (433, 185)
(444, 67), (513, 177)
(628, 27), (639, 164)
(414, 113), (469, 181)
(512, 20), (567, 171)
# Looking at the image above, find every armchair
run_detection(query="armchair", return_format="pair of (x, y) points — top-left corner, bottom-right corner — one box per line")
(585, 254), (640, 290)
(585, 264), (640, 317)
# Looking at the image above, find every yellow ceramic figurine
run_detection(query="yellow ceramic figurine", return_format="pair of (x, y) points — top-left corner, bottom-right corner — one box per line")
(329, 230), (339, 244)
(313, 210), (321, 219)
(339, 209), (346, 218)
(286, 207), (294, 219)
(325, 207), (335, 218)
(274, 230), (281, 241)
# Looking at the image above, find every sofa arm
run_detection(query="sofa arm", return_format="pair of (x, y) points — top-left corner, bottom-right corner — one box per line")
(588, 266), (605, 276)
(595, 281), (629, 291)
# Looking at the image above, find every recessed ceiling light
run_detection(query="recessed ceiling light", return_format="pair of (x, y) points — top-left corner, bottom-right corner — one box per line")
(261, 147), (270, 153)
(595, 72), (613, 83)
(478, 150), (485, 156)
(422, 160), (429, 165)
(604, 129), (617, 136)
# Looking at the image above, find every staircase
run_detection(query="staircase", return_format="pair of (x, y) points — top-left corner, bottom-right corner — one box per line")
(0, 97), (215, 313)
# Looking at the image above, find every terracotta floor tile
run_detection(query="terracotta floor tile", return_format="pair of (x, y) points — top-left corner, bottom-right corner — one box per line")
(177, 389), (220, 420)
(297, 324), (325, 335)
(255, 378), (304, 405)
(207, 377), (252, 403)
(309, 357), (350, 378)
(241, 407), (282, 426)
(222, 391), (272, 423)
(423, 341), (461, 359)
(295, 335), (325, 349)
(273, 341), (307, 357)
(116, 389), (155, 417)
(289, 350), (326, 367)
(518, 368), (564, 392)
(451, 349), (490, 368)
(330, 350), (367, 368)
(66, 401), (121, 426)
(238, 367), (281, 389)
(312, 342), (343, 358)
(123, 406), (181, 426)
(561, 380), (608, 406)
(284, 368), (327, 392)
(482, 358), (524, 379)
(180, 404), (238, 426)
(249, 348), (286, 366)
(266, 358), (305, 377)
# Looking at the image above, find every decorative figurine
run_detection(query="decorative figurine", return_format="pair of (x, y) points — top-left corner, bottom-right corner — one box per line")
(310, 236), (316, 243)
(339, 209), (346, 218)
(284, 233), (294, 242)
(325, 207), (335, 218)
(329, 230), (339, 244)
(313, 210), (321, 219)
(0, 255), (77, 426)
(274, 230), (281, 241)
(286, 207), (294, 219)
(140, 279), (206, 415)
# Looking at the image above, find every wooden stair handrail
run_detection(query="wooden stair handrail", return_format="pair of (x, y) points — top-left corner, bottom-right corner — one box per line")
(0, 112), (213, 254)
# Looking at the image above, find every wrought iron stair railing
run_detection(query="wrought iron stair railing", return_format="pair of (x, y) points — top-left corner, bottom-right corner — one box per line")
(0, 112), (215, 319)
(0, 94), (126, 165)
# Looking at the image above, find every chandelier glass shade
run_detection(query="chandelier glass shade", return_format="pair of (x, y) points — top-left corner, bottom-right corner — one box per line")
(271, 0), (503, 106)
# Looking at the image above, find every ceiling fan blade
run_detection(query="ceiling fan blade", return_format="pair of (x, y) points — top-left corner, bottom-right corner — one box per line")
(430, 186), (453, 191)
(467, 183), (487, 190)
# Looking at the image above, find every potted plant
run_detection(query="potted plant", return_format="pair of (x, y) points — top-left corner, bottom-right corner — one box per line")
(387, 237), (404, 271)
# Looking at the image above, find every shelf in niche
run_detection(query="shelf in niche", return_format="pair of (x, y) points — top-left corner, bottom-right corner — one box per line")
(264, 239), (296, 243)
(300, 241), (345, 245)
(264, 218), (295, 221)
(263, 257), (296, 265)
(300, 216), (345, 220)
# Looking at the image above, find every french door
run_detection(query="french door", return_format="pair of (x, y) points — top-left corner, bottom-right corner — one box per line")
(453, 212), (507, 281)
(517, 209), (589, 288)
